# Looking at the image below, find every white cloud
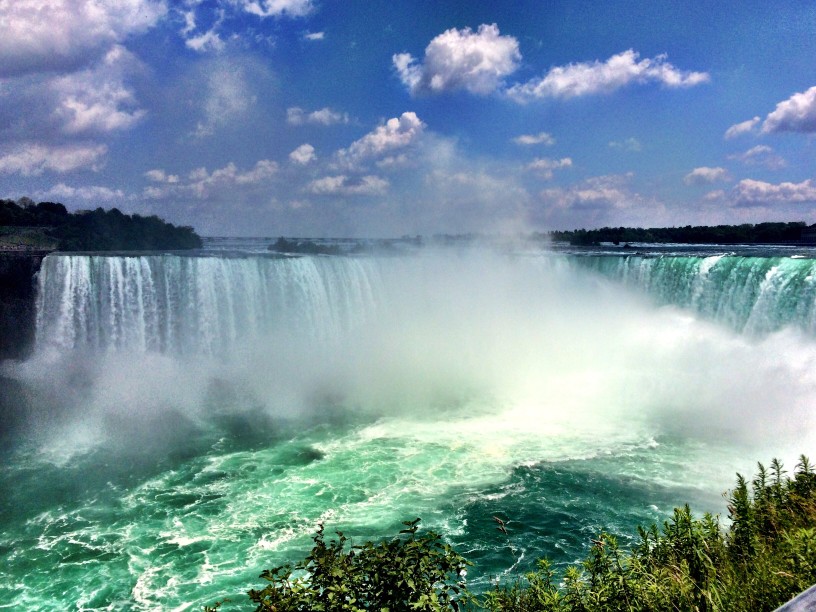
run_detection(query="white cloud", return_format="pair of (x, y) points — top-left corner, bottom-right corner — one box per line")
(423, 166), (532, 234)
(762, 85), (816, 134)
(144, 169), (179, 183)
(143, 159), (278, 199)
(376, 154), (410, 169)
(704, 189), (727, 201)
(724, 116), (760, 139)
(393, 24), (521, 96)
(543, 175), (633, 210)
(513, 132), (555, 146)
(36, 183), (125, 202)
(289, 143), (316, 165)
(728, 145), (786, 170)
(306, 175), (389, 196)
(287, 106), (350, 126)
(507, 49), (709, 101)
(526, 157), (572, 180)
(608, 137), (642, 152)
(337, 112), (425, 167)
(0, 143), (107, 175)
(193, 64), (256, 137)
(684, 166), (731, 185)
(51, 46), (146, 135)
(733, 178), (816, 206)
(230, 159), (278, 184)
(535, 174), (655, 230)
(234, 0), (314, 18)
(303, 31), (324, 41)
(179, 5), (226, 52)
(180, 9), (197, 36)
(0, 0), (166, 78)
(186, 28), (225, 52)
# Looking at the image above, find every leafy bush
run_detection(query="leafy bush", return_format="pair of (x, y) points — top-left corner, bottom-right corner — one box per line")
(481, 454), (816, 611)
(234, 519), (468, 612)
(206, 457), (816, 611)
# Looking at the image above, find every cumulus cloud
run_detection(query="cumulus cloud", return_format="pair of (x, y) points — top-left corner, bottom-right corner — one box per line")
(144, 169), (179, 183)
(728, 145), (786, 170)
(762, 85), (816, 134)
(376, 154), (410, 169)
(303, 31), (325, 41)
(526, 157), (572, 179)
(608, 137), (642, 152)
(287, 106), (350, 126)
(289, 143), (316, 165)
(306, 174), (389, 196)
(513, 132), (555, 146)
(542, 174), (634, 211)
(51, 46), (146, 135)
(393, 24), (521, 96)
(724, 116), (760, 139)
(143, 159), (278, 199)
(178, 6), (226, 52)
(732, 178), (816, 206)
(683, 166), (731, 185)
(0, 143), (107, 175)
(531, 173), (669, 229)
(235, 0), (314, 18)
(185, 28), (225, 53)
(507, 49), (709, 101)
(0, 0), (166, 78)
(337, 112), (425, 167)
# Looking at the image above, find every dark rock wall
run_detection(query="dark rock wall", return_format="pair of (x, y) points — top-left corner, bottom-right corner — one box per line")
(0, 252), (46, 360)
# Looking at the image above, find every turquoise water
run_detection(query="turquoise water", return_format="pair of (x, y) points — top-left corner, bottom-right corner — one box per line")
(2, 247), (815, 610)
(576, 253), (816, 335)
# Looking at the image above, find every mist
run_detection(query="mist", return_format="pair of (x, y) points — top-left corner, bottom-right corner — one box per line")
(5, 249), (814, 471)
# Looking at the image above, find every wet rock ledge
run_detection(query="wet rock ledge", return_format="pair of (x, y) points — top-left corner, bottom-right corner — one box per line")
(0, 251), (49, 360)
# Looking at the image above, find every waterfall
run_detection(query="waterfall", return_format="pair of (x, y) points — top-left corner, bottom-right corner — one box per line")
(34, 253), (816, 359)
(35, 254), (381, 355)
(10, 248), (816, 611)
(574, 254), (816, 335)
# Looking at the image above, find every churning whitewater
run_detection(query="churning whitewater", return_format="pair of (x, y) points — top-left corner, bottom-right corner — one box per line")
(2, 244), (816, 610)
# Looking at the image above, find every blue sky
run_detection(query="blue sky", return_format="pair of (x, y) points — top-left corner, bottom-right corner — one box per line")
(1, 0), (815, 237)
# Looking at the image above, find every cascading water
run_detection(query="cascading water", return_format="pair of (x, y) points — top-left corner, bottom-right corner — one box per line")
(34, 254), (381, 355)
(574, 254), (816, 335)
(2, 245), (816, 610)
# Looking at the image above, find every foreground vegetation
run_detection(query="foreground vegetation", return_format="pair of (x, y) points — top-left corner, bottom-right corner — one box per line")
(206, 456), (816, 611)
(0, 197), (201, 251)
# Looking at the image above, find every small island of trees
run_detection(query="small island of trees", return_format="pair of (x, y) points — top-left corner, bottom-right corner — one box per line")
(0, 197), (202, 251)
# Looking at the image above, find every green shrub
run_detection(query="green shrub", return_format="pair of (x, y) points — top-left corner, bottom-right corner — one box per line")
(206, 457), (816, 611)
(243, 519), (469, 611)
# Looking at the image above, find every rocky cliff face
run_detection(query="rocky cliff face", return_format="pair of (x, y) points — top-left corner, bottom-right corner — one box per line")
(0, 252), (47, 360)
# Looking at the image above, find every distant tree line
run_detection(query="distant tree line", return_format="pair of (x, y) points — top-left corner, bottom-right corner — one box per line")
(0, 198), (202, 251)
(549, 222), (813, 246)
